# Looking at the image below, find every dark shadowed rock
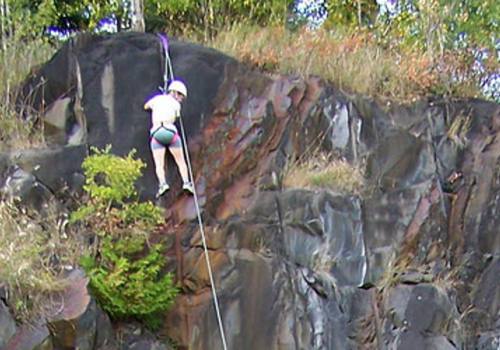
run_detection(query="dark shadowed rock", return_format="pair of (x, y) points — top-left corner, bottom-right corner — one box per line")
(472, 257), (500, 329)
(0, 300), (17, 348)
(115, 323), (173, 350)
(18, 32), (238, 199)
(0, 145), (87, 201)
(47, 269), (116, 350)
(0, 166), (54, 209)
(3, 321), (52, 350)
(395, 331), (457, 350)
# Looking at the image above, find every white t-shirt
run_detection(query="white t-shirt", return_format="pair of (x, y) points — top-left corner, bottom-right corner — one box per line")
(144, 94), (181, 132)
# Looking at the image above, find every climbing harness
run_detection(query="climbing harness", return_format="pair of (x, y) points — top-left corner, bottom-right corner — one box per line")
(150, 123), (177, 146)
(157, 34), (229, 350)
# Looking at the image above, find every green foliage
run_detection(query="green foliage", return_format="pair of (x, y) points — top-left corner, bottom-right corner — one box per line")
(323, 0), (378, 29)
(6, 0), (130, 33)
(70, 146), (163, 233)
(146, 0), (293, 37)
(3, 0), (293, 37)
(80, 235), (178, 321)
(81, 145), (144, 205)
(377, 0), (499, 53)
(71, 146), (176, 324)
(71, 146), (163, 232)
(118, 202), (164, 226)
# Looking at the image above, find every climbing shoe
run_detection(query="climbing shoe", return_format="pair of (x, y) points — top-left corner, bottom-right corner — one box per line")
(182, 181), (194, 194)
(156, 183), (170, 198)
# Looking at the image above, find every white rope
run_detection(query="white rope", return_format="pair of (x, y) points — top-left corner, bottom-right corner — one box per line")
(178, 116), (229, 350)
(161, 38), (229, 350)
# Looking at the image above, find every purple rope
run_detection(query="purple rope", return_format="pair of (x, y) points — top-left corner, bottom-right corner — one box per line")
(157, 33), (169, 53)
(156, 33), (170, 91)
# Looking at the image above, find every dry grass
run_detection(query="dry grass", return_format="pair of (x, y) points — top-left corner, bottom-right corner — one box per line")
(199, 24), (484, 103)
(0, 36), (55, 150)
(283, 153), (364, 194)
(447, 112), (472, 148)
(0, 200), (85, 322)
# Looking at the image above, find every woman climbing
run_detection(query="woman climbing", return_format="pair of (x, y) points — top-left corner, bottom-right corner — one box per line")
(144, 79), (194, 197)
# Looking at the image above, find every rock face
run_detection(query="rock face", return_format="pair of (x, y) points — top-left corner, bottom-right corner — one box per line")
(2, 32), (499, 349)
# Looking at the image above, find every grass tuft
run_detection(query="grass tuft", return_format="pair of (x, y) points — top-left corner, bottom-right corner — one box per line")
(447, 113), (472, 149)
(0, 35), (55, 150)
(0, 200), (84, 322)
(283, 153), (364, 194)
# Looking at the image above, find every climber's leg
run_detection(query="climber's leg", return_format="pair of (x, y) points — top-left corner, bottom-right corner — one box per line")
(150, 137), (168, 196)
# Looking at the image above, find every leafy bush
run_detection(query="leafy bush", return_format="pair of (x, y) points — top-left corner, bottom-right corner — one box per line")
(81, 145), (144, 205)
(71, 146), (178, 324)
(80, 235), (178, 321)
(283, 153), (364, 194)
(70, 145), (163, 232)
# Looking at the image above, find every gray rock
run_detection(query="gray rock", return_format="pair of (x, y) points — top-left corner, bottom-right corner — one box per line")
(424, 335), (457, 350)
(405, 284), (455, 333)
(0, 145), (87, 210)
(3, 322), (52, 350)
(473, 257), (500, 325)
(0, 301), (17, 348)
(0, 166), (54, 210)
(43, 97), (72, 145)
(477, 330), (500, 350)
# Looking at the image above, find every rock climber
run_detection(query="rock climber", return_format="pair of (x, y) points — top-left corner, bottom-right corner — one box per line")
(144, 79), (194, 197)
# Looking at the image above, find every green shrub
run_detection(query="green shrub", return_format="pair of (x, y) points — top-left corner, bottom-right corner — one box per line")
(81, 145), (144, 205)
(71, 146), (177, 325)
(80, 235), (178, 321)
(70, 146), (164, 233)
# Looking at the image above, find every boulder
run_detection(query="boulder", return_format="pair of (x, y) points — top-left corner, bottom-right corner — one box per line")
(47, 269), (115, 350)
(19, 32), (238, 199)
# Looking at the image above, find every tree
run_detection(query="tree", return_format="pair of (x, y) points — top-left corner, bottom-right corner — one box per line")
(131, 0), (145, 32)
(143, 0), (293, 37)
(1, 0), (294, 38)
(377, 0), (499, 54)
(323, 0), (378, 29)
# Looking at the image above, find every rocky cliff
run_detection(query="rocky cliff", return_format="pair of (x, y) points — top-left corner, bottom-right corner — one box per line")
(1, 32), (499, 350)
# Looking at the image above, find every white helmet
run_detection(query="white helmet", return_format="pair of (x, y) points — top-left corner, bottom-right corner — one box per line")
(168, 80), (187, 97)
